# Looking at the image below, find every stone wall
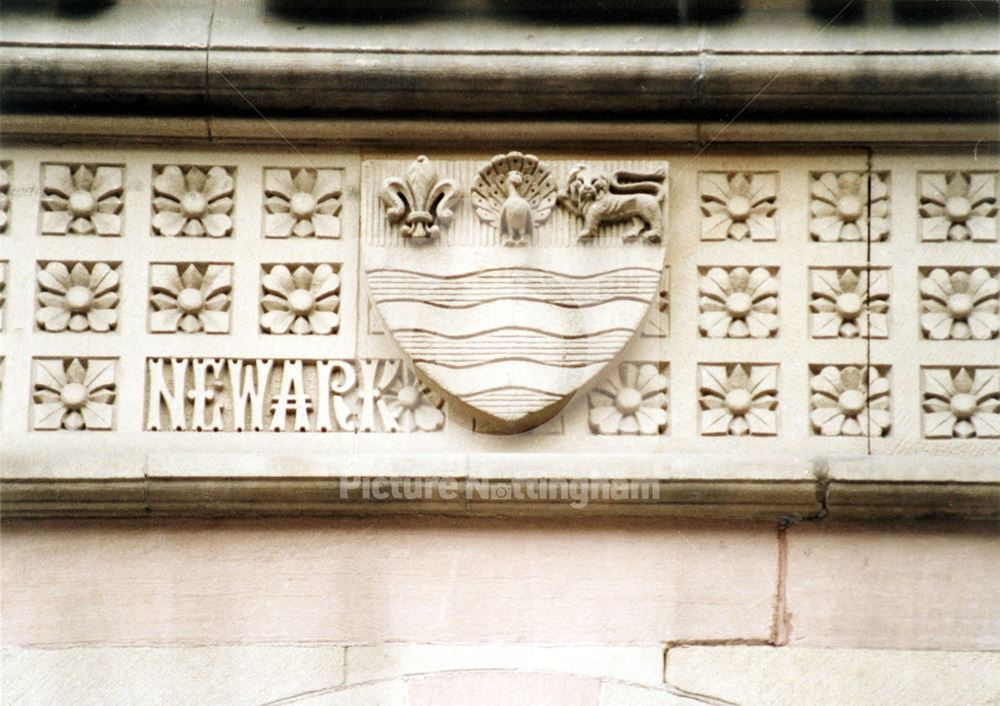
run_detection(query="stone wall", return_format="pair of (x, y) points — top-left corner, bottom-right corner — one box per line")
(2, 518), (999, 705)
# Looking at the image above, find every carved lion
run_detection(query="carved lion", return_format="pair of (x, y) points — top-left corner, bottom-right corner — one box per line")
(559, 166), (666, 242)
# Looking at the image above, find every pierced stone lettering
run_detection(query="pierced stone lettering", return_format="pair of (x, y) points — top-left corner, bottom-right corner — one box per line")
(143, 358), (441, 433)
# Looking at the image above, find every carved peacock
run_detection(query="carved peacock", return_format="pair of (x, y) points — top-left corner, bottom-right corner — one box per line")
(472, 152), (558, 245)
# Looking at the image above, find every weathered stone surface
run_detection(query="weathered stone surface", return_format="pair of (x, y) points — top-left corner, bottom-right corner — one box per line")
(7, 642), (999, 706)
(345, 644), (664, 687)
(407, 671), (600, 706)
(665, 645), (1000, 706)
(785, 522), (1000, 650)
(598, 683), (708, 706)
(0, 645), (344, 706)
(291, 680), (407, 706)
(0, 518), (777, 646)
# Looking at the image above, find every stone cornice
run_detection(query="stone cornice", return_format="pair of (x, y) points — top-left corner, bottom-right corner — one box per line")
(3, 46), (996, 119)
(2, 1), (998, 119)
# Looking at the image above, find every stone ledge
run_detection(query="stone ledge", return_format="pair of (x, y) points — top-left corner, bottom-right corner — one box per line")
(827, 482), (1000, 520)
(825, 457), (1000, 521)
(5, 643), (1000, 706)
(2, 453), (997, 520)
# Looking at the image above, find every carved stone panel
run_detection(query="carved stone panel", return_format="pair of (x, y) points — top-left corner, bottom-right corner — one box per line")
(363, 154), (670, 433)
(149, 263), (232, 334)
(152, 165), (235, 238)
(36, 261), (121, 333)
(32, 357), (117, 430)
(0, 143), (996, 515)
(41, 163), (124, 237)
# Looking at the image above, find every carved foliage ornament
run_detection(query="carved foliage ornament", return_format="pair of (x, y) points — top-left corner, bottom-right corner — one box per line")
(919, 267), (999, 340)
(700, 171), (778, 241)
(699, 267), (778, 339)
(33, 358), (116, 430)
(260, 264), (341, 335)
(699, 364), (778, 436)
(809, 171), (889, 242)
(152, 165), (234, 238)
(810, 365), (890, 437)
(922, 367), (1000, 439)
(919, 172), (998, 242)
(0, 262), (6, 331)
(265, 168), (343, 239)
(366, 154), (669, 433)
(150, 263), (232, 333)
(588, 363), (668, 436)
(42, 164), (123, 236)
(810, 268), (889, 339)
(37, 261), (120, 333)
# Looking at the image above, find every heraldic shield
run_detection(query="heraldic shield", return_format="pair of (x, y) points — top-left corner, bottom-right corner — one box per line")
(362, 152), (669, 433)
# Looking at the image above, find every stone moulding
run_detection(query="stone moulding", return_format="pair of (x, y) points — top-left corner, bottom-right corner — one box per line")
(1, 454), (998, 521)
(2, 23), (997, 119)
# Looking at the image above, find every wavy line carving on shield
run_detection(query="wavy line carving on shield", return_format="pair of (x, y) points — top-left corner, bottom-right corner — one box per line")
(362, 154), (670, 433)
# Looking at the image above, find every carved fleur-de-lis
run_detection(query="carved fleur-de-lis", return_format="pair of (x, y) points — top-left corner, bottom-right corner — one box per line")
(380, 156), (461, 241)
